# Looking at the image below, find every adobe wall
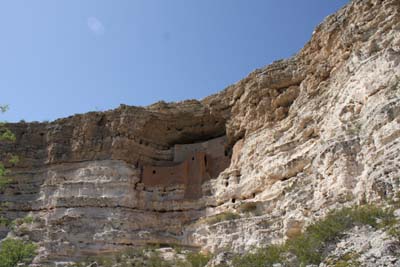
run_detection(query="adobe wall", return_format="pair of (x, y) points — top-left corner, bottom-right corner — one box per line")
(142, 161), (188, 187)
(141, 136), (230, 199)
(142, 151), (208, 199)
(184, 151), (208, 199)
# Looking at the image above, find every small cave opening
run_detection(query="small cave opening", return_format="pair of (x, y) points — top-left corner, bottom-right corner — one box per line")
(224, 146), (233, 158)
(152, 170), (156, 174)
(225, 181), (229, 187)
(97, 115), (106, 127)
(231, 198), (236, 203)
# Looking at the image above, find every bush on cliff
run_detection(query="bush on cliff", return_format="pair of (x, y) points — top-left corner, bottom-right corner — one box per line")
(185, 252), (212, 267)
(232, 204), (396, 267)
(0, 238), (37, 267)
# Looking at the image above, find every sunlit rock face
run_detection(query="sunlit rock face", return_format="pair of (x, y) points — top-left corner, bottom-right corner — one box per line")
(1, 0), (400, 265)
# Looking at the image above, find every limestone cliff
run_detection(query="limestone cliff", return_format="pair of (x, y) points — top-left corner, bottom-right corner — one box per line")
(1, 0), (400, 266)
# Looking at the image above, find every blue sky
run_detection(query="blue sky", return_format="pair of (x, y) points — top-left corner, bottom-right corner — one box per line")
(0, 0), (348, 122)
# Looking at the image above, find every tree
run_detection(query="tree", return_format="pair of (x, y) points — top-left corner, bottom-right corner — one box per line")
(0, 238), (37, 267)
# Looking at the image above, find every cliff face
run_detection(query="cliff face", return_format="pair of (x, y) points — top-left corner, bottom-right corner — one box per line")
(0, 103), (231, 263)
(1, 0), (400, 265)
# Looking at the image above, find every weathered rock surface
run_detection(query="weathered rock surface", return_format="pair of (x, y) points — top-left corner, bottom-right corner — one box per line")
(1, 0), (400, 265)
(321, 226), (400, 267)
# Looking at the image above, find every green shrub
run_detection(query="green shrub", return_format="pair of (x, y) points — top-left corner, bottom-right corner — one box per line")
(23, 216), (34, 224)
(388, 226), (400, 241)
(333, 251), (361, 267)
(71, 247), (209, 267)
(95, 256), (114, 267)
(10, 215), (35, 231)
(0, 238), (37, 267)
(186, 252), (211, 267)
(0, 217), (11, 227)
(0, 166), (10, 190)
(232, 244), (284, 267)
(232, 204), (396, 267)
(324, 251), (361, 267)
(285, 205), (395, 265)
(69, 249), (205, 267)
(205, 212), (241, 225)
(348, 205), (396, 228)
(146, 251), (167, 267)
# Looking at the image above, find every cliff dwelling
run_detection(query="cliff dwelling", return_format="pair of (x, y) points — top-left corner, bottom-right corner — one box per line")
(141, 136), (231, 199)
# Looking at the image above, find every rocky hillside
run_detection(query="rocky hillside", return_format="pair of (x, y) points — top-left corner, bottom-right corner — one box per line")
(1, 0), (400, 266)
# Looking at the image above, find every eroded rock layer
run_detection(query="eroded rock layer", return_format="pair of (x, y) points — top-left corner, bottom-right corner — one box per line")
(1, 0), (400, 265)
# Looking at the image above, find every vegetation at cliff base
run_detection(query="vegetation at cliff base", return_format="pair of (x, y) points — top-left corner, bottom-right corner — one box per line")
(231, 204), (396, 267)
(0, 238), (37, 267)
(72, 247), (211, 267)
(185, 252), (212, 267)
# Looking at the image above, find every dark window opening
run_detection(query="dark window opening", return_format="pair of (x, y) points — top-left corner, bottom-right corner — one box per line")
(192, 156), (195, 160)
(252, 193), (256, 198)
(152, 170), (156, 174)
(225, 182), (229, 187)
(224, 150), (228, 157)
(204, 155), (207, 166)
(231, 198), (236, 203)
